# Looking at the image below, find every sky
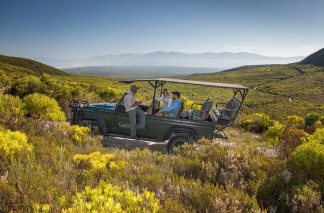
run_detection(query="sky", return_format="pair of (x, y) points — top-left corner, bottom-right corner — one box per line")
(0, 0), (323, 60)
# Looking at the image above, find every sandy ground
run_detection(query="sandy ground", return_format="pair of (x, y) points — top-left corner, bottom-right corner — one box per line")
(101, 136), (168, 153)
(100, 135), (278, 157)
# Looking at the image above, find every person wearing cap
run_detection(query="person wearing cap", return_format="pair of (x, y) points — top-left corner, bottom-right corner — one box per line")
(124, 85), (147, 138)
(157, 91), (182, 117)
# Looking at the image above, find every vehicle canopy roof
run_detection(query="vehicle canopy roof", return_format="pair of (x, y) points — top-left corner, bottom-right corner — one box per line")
(120, 78), (248, 90)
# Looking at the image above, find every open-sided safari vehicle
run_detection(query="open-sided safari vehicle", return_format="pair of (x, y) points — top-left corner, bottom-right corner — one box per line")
(69, 78), (248, 152)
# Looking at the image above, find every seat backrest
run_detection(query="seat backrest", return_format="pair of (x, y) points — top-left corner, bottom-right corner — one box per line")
(225, 98), (235, 109)
(229, 98), (241, 118)
(193, 98), (213, 120)
(205, 98), (213, 114)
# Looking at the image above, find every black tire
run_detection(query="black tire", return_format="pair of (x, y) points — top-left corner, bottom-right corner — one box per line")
(79, 120), (104, 136)
(167, 135), (192, 153)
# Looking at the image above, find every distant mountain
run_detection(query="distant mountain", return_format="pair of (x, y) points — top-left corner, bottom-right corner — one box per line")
(300, 48), (324, 66)
(0, 55), (68, 78)
(31, 51), (305, 69)
(62, 66), (223, 78)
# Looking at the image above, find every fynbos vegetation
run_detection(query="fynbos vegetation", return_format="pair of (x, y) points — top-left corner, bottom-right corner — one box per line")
(1, 54), (324, 212)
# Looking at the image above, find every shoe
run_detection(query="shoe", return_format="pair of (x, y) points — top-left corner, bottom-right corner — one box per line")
(138, 128), (148, 131)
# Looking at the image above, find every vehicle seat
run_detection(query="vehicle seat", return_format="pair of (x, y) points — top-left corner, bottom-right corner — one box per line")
(190, 98), (213, 121)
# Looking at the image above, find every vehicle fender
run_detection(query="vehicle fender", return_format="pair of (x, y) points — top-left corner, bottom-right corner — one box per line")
(163, 126), (198, 142)
(78, 116), (108, 134)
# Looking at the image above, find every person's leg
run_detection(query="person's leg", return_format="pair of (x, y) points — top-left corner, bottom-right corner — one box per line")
(127, 110), (137, 136)
(136, 107), (146, 129)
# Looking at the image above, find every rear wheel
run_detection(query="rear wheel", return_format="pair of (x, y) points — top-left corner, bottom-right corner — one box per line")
(167, 135), (192, 153)
(79, 120), (104, 136)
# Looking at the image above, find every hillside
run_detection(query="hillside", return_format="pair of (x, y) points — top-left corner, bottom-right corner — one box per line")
(0, 55), (68, 79)
(183, 62), (324, 119)
(300, 48), (324, 66)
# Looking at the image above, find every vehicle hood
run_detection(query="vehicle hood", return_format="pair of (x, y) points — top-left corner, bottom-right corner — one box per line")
(87, 102), (116, 112)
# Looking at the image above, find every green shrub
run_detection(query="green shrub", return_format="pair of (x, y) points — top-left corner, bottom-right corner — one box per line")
(61, 181), (160, 213)
(292, 128), (324, 179)
(304, 112), (320, 127)
(256, 173), (292, 212)
(290, 181), (323, 213)
(0, 94), (25, 129)
(11, 76), (47, 98)
(23, 93), (66, 121)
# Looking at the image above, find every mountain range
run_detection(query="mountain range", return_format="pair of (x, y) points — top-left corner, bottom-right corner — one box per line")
(32, 51), (305, 69)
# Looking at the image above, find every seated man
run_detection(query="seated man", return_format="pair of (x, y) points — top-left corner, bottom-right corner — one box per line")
(156, 91), (181, 117)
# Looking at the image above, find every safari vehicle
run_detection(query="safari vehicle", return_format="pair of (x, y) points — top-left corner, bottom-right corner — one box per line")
(69, 78), (248, 151)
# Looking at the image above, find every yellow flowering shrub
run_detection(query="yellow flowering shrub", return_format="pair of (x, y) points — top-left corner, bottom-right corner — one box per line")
(264, 121), (285, 146)
(69, 125), (90, 144)
(23, 93), (66, 121)
(241, 113), (274, 133)
(0, 94), (25, 128)
(287, 115), (305, 129)
(0, 129), (33, 156)
(32, 202), (51, 213)
(73, 151), (114, 170)
(61, 182), (160, 213)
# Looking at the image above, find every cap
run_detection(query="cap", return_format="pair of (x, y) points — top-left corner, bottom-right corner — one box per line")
(172, 91), (180, 98)
(130, 85), (140, 91)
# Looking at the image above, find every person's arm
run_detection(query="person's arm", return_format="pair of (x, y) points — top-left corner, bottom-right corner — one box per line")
(156, 95), (163, 101)
(167, 97), (172, 108)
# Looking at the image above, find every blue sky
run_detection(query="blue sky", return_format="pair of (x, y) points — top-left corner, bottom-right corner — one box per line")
(0, 0), (323, 59)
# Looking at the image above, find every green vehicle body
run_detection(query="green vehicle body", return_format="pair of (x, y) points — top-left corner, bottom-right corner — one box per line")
(69, 78), (248, 151)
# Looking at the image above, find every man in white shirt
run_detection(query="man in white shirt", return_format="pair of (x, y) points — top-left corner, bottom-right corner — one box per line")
(124, 85), (147, 139)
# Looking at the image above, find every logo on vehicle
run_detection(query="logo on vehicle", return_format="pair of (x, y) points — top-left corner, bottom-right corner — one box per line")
(119, 122), (140, 129)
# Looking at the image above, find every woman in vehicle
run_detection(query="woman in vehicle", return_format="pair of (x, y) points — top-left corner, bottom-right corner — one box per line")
(155, 88), (172, 108)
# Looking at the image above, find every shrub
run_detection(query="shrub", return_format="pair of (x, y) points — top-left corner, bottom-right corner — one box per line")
(61, 181), (160, 213)
(264, 121), (285, 147)
(289, 181), (323, 213)
(0, 129), (33, 157)
(241, 113), (274, 133)
(320, 116), (324, 126)
(69, 126), (90, 144)
(304, 112), (320, 127)
(278, 128), (306, 158)
(0, 94), (25, 129)
(291, 128), (324, 179)
(256, 173), (292, 212)
(287, 116), (305, 129)
(10, 76), (46, 98)
(73, 151), (115, 170)
(23, 93), (66, 121)
(0, 69), (11, 87)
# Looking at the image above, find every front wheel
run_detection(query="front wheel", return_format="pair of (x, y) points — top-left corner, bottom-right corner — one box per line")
(79, 120), (104, 136)
(167, 135), (193, 153)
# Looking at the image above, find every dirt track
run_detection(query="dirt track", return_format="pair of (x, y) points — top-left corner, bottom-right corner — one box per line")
(101, 136), (168, 153)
